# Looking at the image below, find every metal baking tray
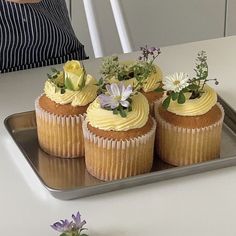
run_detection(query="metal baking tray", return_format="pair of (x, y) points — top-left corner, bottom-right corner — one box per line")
(4, 96), (236, 200)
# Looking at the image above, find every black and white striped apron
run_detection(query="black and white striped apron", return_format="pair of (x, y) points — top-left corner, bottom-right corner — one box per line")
(0, 0), (87, 73)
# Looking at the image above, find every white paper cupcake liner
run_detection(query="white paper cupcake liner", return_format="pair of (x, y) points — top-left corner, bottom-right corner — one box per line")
(154, 102), (224, 166)
(35, 94), (85, 158)
(82, 117), (157, 181)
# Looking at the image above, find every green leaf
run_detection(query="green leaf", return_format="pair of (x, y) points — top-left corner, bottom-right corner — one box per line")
(162, 96), (171, 109)
(181, 87), (189, 93)
(80, 234), (89, 236)
(119, 107), (127, 117)
(79, 65), (86, 90)
(65, 77), (75, 90)
(59, 233), (68, 236)
(171, 92), (179, 101)
(113, 109), (118, 115)
(177, 91), (186, 104)
(155, 87), (164, 93)
(47, 73), (52, 79)
(60, 88), (66, 94)
(97, 78), (104, 86)
(188, 84), (199, 90)
(51, 67), (58, 73)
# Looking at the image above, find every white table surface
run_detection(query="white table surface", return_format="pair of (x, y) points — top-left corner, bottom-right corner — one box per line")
(0, 36), (236, 236)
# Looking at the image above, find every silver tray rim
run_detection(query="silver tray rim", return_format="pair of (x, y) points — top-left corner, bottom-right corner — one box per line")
(3, 96), (236, 200)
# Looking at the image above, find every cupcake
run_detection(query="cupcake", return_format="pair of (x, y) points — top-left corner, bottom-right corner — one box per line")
(83, 83), (156, 181)
(154, 51), (224, 166)
(35, 60), (98, 158)
(100, 46), (163, 115)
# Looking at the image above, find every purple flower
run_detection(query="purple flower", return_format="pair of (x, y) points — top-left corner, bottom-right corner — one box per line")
(72, 212), (87, 230)
(51, 211), (87, 235)
(51, 219), (73, 233)
(148, 46), (160, 53)
(99, 83), (133, 109)
(140, 45), (161, 62)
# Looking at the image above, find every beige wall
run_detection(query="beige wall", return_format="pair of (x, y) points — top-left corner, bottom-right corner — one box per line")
(227, 0), (236, 36)
(70, 0), (229, 58)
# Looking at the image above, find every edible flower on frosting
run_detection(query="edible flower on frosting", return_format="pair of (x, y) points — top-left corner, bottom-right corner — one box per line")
(44, 61), (98, 106)
(163, 72), (189, 93)
(156, 51), (219, 109)
(64, 60), (86, 91)
(98, 83), (133, 117)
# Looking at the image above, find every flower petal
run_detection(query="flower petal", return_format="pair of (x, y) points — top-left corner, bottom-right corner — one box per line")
(98, 94), (119, 109)
(110, 83), (121, 97)
(120, 100), (130, 108)
(72, 211), (81, 225)
(105, 84), (113, 96)
(163, 72), (189, 92)
(121, 85), (132, 101)
(51, 222), (65, 232)
(77, 220), (87, 229)
(51, 219), (72, 232)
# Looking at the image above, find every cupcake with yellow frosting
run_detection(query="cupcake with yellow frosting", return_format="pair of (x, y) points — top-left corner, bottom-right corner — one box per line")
(154, 51), (224, 166)
(83, 82), (156, 181)
(35, 60), (98, 158)
(100, 46), (163, 115)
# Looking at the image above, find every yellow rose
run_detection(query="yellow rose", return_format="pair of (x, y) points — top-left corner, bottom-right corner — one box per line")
(64, 60), (85, 91)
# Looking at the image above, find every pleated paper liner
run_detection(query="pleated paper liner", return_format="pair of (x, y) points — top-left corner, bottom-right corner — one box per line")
(83, 118), (157, 181)
(35, 95), (85, 158)
(154, 102), (225, 166)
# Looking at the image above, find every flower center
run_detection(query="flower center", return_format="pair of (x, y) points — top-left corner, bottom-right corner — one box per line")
(114, 95), (122, 101)
(173, 80), (180, 85)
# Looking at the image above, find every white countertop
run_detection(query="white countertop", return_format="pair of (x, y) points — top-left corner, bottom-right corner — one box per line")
(0, 36), (236, 236)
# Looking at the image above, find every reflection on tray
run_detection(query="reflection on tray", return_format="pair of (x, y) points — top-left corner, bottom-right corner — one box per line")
(37, 148), (101, 189)
(37, 147), (174, 189)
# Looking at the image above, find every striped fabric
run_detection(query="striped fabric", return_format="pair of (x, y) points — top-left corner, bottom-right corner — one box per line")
(0, 0), (87, 73)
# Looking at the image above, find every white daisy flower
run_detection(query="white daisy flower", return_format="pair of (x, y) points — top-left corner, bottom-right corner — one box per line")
(163, 72), (189, 93)
(99, 83), (133, 109)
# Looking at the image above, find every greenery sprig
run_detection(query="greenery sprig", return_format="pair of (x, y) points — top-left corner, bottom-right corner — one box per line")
(156, 51), (219, 109)
(99, 46), (161, 95)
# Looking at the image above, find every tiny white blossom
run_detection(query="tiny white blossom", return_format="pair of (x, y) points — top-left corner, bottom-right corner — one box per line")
(163, 72), (189, 93)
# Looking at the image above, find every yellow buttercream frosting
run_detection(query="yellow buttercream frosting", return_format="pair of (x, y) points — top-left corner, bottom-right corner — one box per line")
(44, 74), (98, 106)
(142, 65), (162, 92)
(167, 85), (217, 116)
(86, 92), (149, 131)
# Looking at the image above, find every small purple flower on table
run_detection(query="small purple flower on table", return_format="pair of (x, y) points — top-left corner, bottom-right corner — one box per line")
(51, 211), (88, 236)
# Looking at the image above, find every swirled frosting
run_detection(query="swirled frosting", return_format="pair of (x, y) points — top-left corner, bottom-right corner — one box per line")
(142, 65), (162, 92)
(86, 92), (149, 131)
(44, 74), (98, 106)
(167, 85), (217, 116)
